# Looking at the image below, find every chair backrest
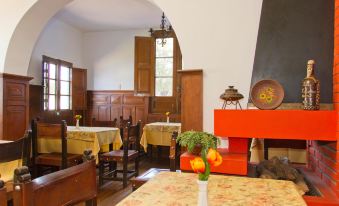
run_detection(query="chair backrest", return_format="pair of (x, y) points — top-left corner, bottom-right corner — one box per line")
(0, 131), (31, 165)
(169, 131), (180, 172)
(119, 115), (132, 128)
(91, 118), (117, 127)
(31, 119), (68, 169)
(122, 121), (141, 154)
(12, 160), (97, 206)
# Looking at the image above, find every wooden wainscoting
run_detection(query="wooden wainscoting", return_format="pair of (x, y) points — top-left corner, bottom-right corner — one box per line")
(87, 90), (149, 126)
(147, 113), (181, 123)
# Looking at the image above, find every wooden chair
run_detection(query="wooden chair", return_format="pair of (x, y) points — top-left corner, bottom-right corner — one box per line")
(31, 119), (83, 177)
(99, 121), (141, 188)
(12, 159), (97, 206)
(0, 132), (31, 168)
(119, 115), (133, 129)
(0, 132), (31, 205)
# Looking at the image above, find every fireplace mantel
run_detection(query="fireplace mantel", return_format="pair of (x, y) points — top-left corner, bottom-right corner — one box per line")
(214, 109), (337, 141)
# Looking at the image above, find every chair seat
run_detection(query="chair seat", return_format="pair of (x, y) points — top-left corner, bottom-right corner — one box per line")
(100, 150), (138, 162)
(36, 153), (82, 167)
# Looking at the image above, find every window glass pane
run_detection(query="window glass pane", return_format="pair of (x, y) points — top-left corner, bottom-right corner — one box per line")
(60, 81), (70, 95)
(155, 78), (173, 96)
(156, 58), (173, 77)
(48, 95), (56, 110)
(49, 80), (56, 94)
(44, 95), (48, 110)
(156, 38), (173, 57)
(43, 79), (48, 94)
(60, 96), (70, 110)
(49, 63), (56, 79)
(60, 66), (70, 81)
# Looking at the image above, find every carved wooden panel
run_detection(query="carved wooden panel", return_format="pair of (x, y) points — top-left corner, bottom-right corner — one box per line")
(4, 106), (26, 140)
(97, 105), (111, 121)
(111, 94), (122, 105)
(123, 94), (145, 105)
(110, 105), (122, 121)
(6, 82), (26, 101)
(87, 91), (148, 126)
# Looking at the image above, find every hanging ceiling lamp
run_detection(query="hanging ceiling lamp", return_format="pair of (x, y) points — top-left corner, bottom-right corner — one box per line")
(149, 12), (172, 47)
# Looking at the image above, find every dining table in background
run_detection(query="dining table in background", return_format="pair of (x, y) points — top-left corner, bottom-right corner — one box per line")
(38, 126), (122, 160)
(117, 171), (307, 206)
(0, 140), (22, 182)
(140, 122), (181, 152)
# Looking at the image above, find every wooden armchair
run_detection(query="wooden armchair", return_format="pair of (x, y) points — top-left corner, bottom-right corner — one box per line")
(99, 121), (141, 188)
(12, 159), (97, 206)
(119, 115), (133, 128)
(0, 132), (31, 205)
(31, 119), (83, 177)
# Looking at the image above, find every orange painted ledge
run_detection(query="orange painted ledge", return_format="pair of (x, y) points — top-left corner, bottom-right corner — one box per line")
(214, 110), (337, 141)
(180, 149), (248, 175)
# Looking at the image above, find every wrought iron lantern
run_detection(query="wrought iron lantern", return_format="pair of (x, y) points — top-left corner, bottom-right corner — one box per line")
(149, 12), (172, 47)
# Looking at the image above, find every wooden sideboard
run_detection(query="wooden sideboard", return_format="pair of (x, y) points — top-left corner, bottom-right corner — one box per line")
(87, 90), (149, 126)
(0, 73), (33, 140)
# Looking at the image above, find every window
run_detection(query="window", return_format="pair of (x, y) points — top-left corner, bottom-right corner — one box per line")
(155, 37), (174, 96)
(42, 56), (72, 111)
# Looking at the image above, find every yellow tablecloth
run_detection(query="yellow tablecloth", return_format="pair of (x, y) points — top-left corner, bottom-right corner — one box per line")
(38, 126), (122, 157)
(117, 172), (306, 206)
(0, 140), (22, 182)
(140, 122), (181, 152)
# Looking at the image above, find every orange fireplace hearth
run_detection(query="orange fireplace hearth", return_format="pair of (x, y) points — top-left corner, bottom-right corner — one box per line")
(214, 109), (339, 205)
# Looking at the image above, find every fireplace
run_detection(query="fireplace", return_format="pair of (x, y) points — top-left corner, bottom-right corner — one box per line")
(214, 109), (339, 205)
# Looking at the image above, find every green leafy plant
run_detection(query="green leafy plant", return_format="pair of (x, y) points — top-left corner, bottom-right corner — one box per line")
(176, 131), (219, 153)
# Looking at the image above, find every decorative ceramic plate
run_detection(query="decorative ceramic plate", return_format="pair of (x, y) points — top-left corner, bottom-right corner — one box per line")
(250, 79), (284, 110)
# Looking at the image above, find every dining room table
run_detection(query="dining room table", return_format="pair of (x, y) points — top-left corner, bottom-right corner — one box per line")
(117, 171), (307, 206)
(140, 122), (181, 152)
(38, 126), (123, 161)
(0, 140), (22, 183)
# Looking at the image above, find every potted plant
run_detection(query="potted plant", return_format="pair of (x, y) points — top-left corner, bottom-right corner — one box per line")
(177, 131), (222, 206)
(176, 131), (219, 155)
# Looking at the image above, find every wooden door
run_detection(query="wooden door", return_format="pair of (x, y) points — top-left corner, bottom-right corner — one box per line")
(72, 68), (87, 110)
(179, 70), (203, 132)
(134, 37), (155, 95)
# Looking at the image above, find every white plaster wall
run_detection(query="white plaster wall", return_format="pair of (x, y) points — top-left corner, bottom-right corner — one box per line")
(0, 0), (36, 73)
(0, 0), (263, 133)
(152, 0), (263, 132)
(83, 29), (149, 90)
(28, 18), (84, 85)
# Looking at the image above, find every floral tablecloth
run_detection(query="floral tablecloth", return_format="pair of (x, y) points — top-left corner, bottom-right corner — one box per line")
(140, 122), (181, 152)
(38, 126), (122, 158)
(0, 140), (22, 182)
(117, 172), (306, 206)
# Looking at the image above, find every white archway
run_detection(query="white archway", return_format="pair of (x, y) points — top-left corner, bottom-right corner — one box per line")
(1, 0), (263, 132)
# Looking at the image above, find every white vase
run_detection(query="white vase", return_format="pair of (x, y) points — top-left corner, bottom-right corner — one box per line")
(166, 116), (170, 123)
(76, 119), (80, 129)
(197, 180), (208, 206)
